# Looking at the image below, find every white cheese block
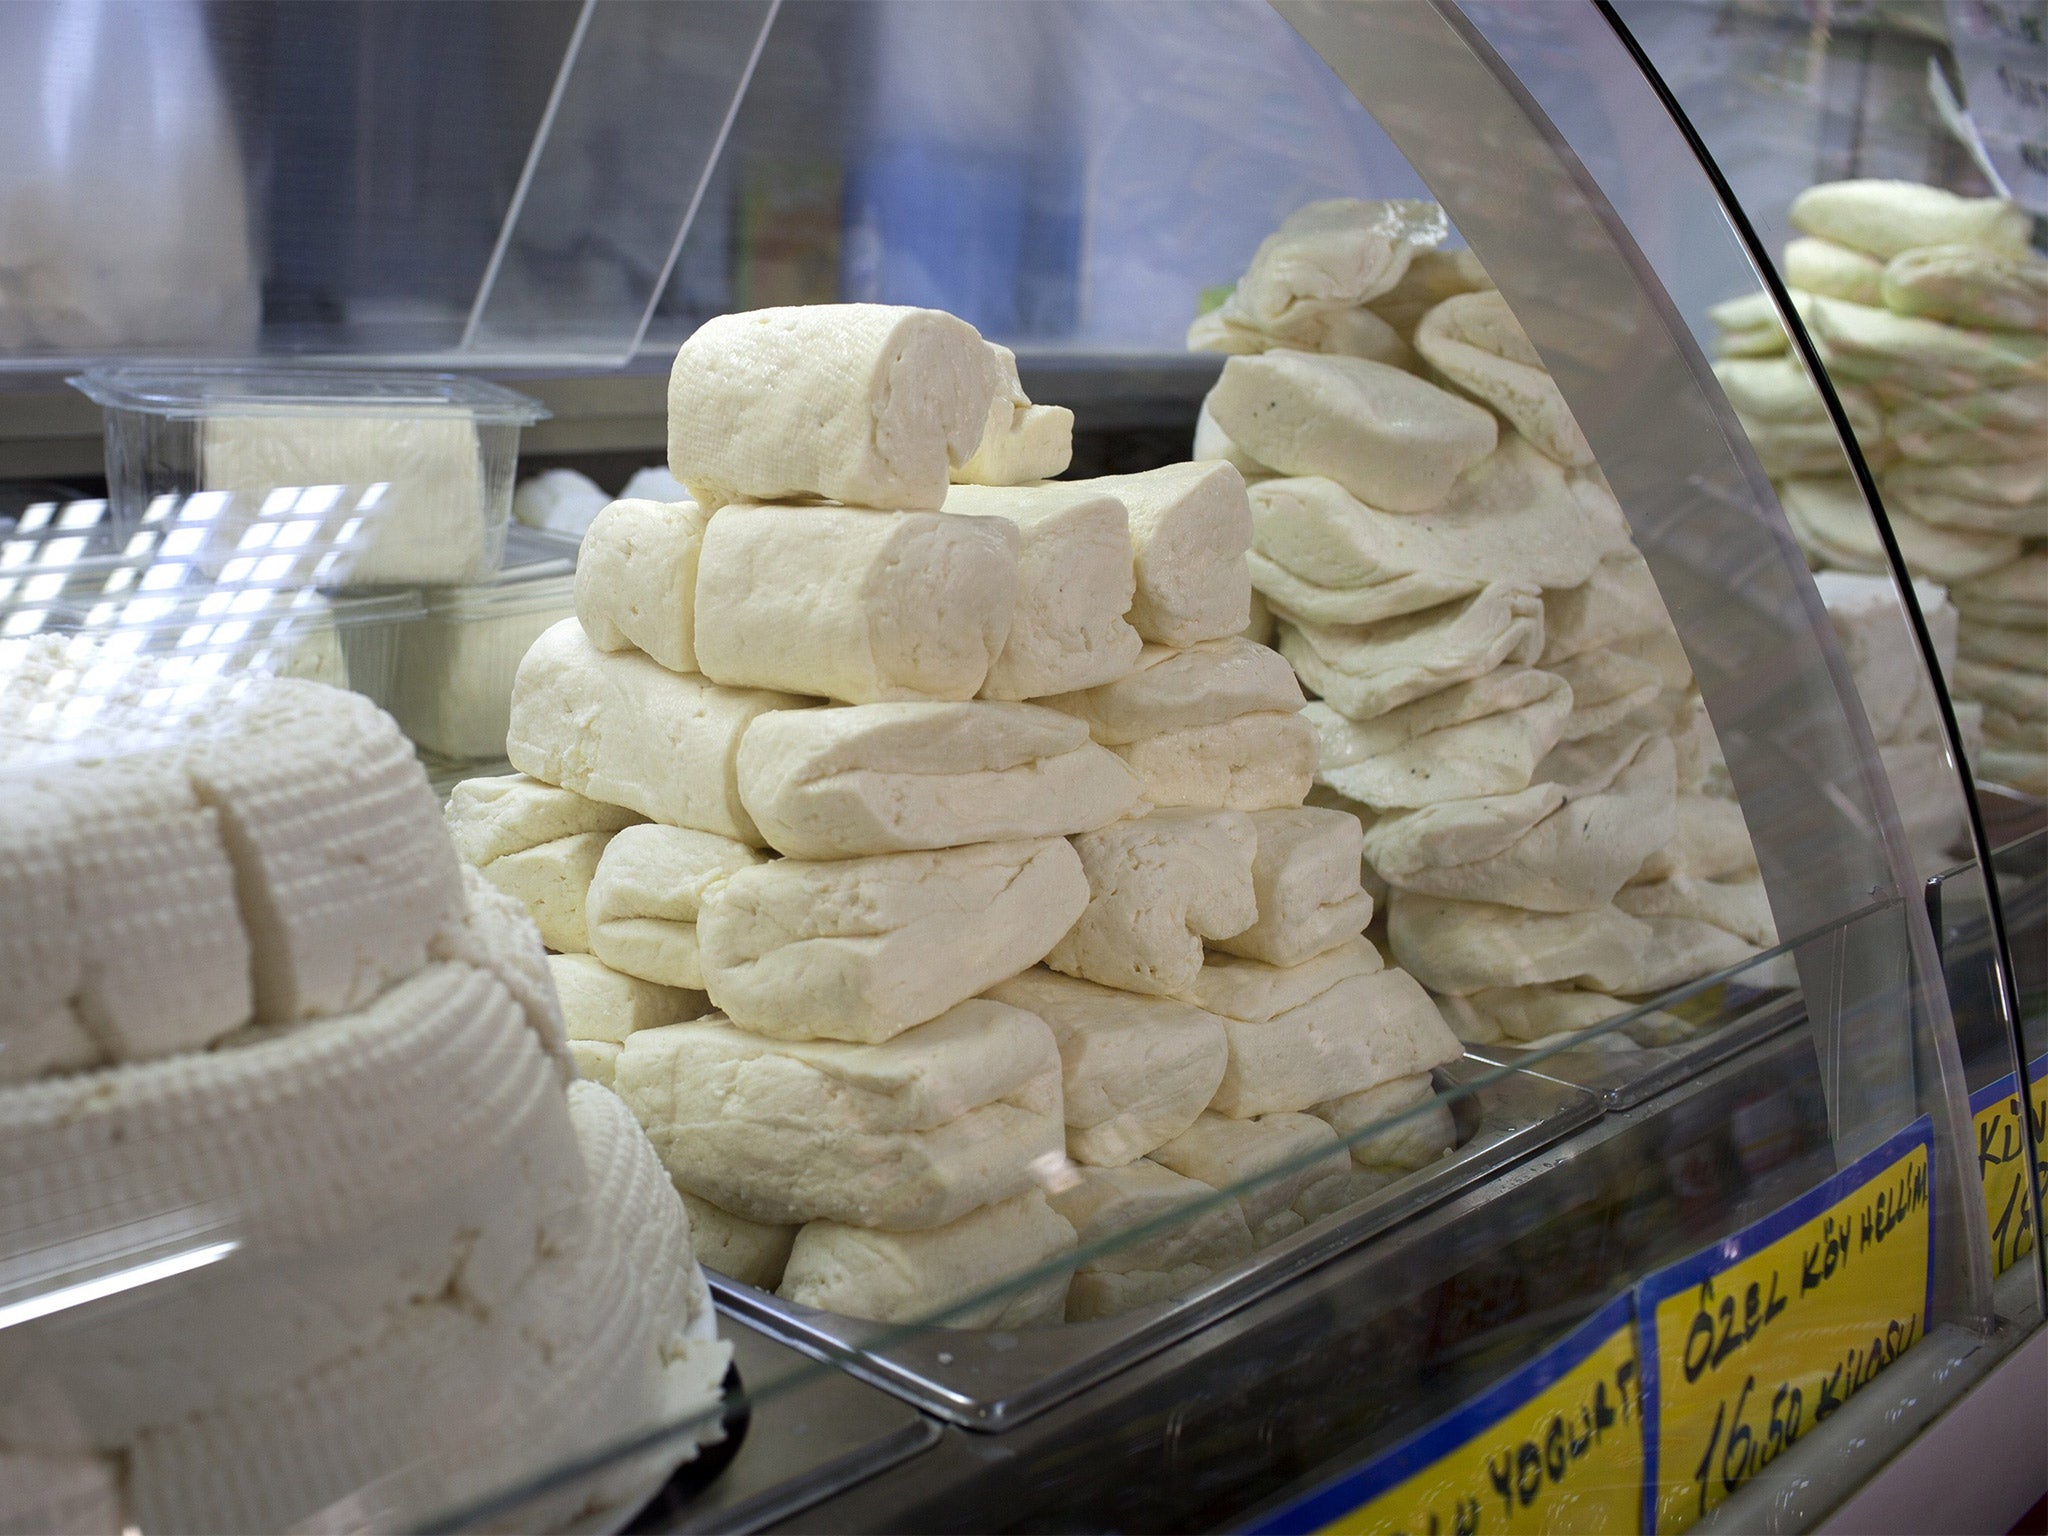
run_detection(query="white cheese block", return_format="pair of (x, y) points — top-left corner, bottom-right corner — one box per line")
(445, 772), (644, 868)
(1178, 935), (1384, 1023)
(1952, 551), (2048, 628)
(1712, 357), (1881, 433)
(779, 1189), (1076, 1327)
(1312, 1072), (1456, 1171)
(1245, 438), (1618, 627)
(1633, 794), (1760, 885)
(1207, 352), (1498, 513)
(1363, 732), (1676, 913)
(1808, 295), (2047, 394)
(693, 502), (1018, 704)
(1193, 402), (1279, 484)
(1886, 383), (2047, 465)
(1223, 198), (1447, 339)
(1550, 648), (1665, 741)
(586, 823), (766, 990)
(1061, 462), (1255, 647)
(1882, 244), (2048, 333)
(1413, 290), (1592, 467)
(1789, 180), (2033, 261)
(549, 953), (709, 1044)
(943, 483), (1143, 698)
(1368, 246), (1495, 337)
(1307, 670), (1573, 810)
(697, 837), (1089, 1043)
(1208, 966), (1459, 1117)
(1388, 891), (1654, 996)
(667, 304), (1004, 511)
(1112, 710), (1318, 812)
(1189, 299), (1415, 366)
(202, 414), (489, 586)
(1306, 784), (1390, 906)
(1044, 637), (1304, 745)
(735, 701), (1142, 859)
(430, 865), (573, 1079)
(480, 829), (614, 952)
(570, 1037), (621, 1087)
(514, 467), (609, 536)
(1279, 582), (1544, 721)
(615, 1002), (1063, 1229)
(507, 617), (809, 844)
(1709, 290), (1793, 356)
(1542, 553), (1670, 665)
(1151, 1111), (1349, 1248)
(954, 344), (1074, 485)
(1211, 807), (1373, 967)
(386, 576), (577, 762)
(1048, 811), (1259, 997)
(986, 968), (1229, 1167)
(185, 679), (464, 1022)
(678, 1188), (798, 1290)
(574, 498), (709, 673)
(1784, 236), (1885, 305)
(1052, 1159), (1256, 1320)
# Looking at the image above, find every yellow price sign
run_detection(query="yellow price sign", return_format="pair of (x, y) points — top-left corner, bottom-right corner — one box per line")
(1637, 1118), (1934, 1534)
(1972, 1054), (2048, 1275)
(1247, 1296), (1643, 1535)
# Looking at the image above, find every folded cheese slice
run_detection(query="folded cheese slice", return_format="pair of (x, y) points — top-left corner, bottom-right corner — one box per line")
(1784, 236), (1884, 304)
(953, 343), (1075, 486)
(1413, 290), (1592, 467)
(1223, 198), (1447, 339)
(1052, 1159), (1256, 1320)
(667, 304), (1004, 511)
(678, 1189), (798, 1291)
(736, 701), (1141, 859)
(509, 618), (810, 844)
(698, 837), (1089, 1043)
(548, 953), (709, 1044)
(987, 968), (1228, 1167)
(1048, 811), (1259, 997)
(445, 774), (645, 868)
(1387, 891), (1654, 996)
(1616, 871), (1777, 948)
(1307, 670), (1573, 810)
(575, 498), (709, 674)
(1044, 637), (1304, 745)
(1207, 351), (1498, 513)
(1211, 807), (1373, 967)
(779, 1189), (1076, 1326)
(1368, 246), (1495, 337)
(478, 828), (615, 953)
(1886, 383), (2048, 465)
(1208, 967), (1459, 1117)
(944, 482), (1143, 698)
(1789, 179), (2033, 261)
(1541, 553), (1671, 666)
(1058, 461), (1255, 647)
(1952, 551), (2048, 627)
(1809, 295), (2047, 394)
(694, 502), (1018, 704)
(1882, 243), (2048, 333)
(1782, 478), (2021, 582)
(615, 1001), (1063, 1229)
(1280, 582), (1544, 721)
(586, 823), (766, 990)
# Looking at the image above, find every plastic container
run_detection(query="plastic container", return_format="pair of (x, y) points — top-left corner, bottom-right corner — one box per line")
(381, 524), (579, 762)
(70, 367), (549, 589)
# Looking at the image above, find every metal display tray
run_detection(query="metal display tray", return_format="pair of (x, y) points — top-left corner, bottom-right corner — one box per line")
(1461, 986), (1805, 1110)
(707, 1057), (1600, 1430)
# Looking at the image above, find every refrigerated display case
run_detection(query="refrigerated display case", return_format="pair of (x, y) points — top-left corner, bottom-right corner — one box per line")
(0, 3), (2041, 1534)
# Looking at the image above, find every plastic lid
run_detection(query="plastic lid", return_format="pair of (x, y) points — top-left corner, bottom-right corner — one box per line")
(69, 366), (550, 425)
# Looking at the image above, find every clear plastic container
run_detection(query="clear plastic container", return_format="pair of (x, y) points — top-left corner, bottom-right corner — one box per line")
(69, 367), (549, 589)
(381, 524), (579, 762)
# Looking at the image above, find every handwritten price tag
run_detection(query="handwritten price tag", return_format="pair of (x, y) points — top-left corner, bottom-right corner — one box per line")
(1637, 1118), (1934, 1534)
(1974, 1052), (2048, 1275)
(1248, 1296), (1642, 1535)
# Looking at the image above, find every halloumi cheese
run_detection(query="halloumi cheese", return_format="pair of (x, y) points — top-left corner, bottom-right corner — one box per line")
(574, 498), (709, 673)
(1210, 807), (1373, 967)
(586, 823), (766, 990)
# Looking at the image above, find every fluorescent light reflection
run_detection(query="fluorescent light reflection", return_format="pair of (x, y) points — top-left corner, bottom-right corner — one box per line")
(0, 1241), (239, 1334)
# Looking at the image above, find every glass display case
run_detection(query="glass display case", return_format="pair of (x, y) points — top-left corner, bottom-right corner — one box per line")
(0, 3), (2040, 1534)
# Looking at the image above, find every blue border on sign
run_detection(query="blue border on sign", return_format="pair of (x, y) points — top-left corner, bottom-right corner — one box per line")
(1634, 1114), (1935, 1534)
(1972, 1072), (2020, 1117)
(1243, 1291), (1638, 1536)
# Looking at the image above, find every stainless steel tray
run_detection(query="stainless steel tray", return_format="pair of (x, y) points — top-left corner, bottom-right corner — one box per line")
(1461, 985), (1804, 1110)
(707, 1057), (1600, 1430)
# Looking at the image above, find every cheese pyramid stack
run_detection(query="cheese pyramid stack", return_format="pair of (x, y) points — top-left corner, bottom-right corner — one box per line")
(466, 302), (1460, 1326)
(0, 657), (727, 1534)
(1192, 199), (1777, 1058)
(1712, 179), (2044, 799)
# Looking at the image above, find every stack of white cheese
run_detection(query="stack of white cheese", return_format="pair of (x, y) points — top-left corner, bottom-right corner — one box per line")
(458, 301), (1464, 1328)
(0, 656), (727, 1535)
(1712, 179), (2045, 798)
(1191, 200), (1776, 1056)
